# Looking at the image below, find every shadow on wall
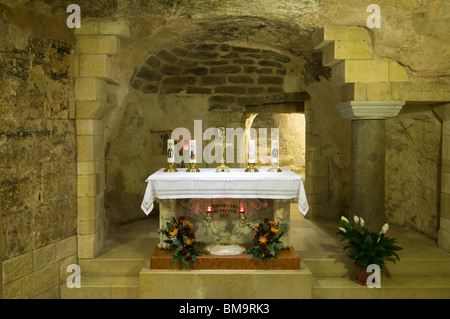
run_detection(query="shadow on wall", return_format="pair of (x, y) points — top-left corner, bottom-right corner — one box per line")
(105, 170), (150, 240)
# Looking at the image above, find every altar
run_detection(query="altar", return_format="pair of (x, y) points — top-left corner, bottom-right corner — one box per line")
(139, 168), (312, 299)
(141, 168), (309, 250)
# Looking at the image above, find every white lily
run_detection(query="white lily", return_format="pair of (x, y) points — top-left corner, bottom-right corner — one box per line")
(360, 218), (365, 227)
(340, 216), (349, 223)
(380, 223), (389, 234)
(353, 215), (360, 224)
(338, 227), (346, 233)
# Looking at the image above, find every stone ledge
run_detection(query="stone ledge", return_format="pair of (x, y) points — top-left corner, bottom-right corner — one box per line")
(139, 267), (311, 299)
(336, 100), (405, 120)
(150, 246), (300, 270)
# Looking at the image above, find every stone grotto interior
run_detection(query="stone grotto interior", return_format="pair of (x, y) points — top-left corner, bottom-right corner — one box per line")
(0, 0), (449, 301)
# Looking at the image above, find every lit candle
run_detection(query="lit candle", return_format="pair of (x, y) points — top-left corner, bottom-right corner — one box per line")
(248, 140), (256, 163)
(189, 140), (197, 163)
(167, 139), (175, 163)
(206, 206), (213, 213)
(239, 206), (246, 213)
(271, 140), (279, 164)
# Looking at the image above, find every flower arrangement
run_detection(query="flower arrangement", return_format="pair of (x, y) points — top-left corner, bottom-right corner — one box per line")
(337, 215), (402, 271)
(157, 216), (205, 266)
(245, 218), (286, 262)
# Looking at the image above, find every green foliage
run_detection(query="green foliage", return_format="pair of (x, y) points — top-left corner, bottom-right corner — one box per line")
(244, 219), (287, 262)
(157, 216), (205, 266)
(337, 216), (403, 270)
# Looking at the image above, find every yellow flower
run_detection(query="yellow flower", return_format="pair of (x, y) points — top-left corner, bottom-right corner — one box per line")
(270, 227), (279, 234)
(258, 236), (267, 244)
(269, 221), (277, 226)
(169, 228), (178, 237)
(185, 220), (194, 228)
(185, 238), (192, 246)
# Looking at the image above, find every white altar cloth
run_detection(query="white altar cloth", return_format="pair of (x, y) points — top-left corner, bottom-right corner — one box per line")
(141, 168), (309, 216)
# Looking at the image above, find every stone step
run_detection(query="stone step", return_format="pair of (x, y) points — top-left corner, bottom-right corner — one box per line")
(79, 258), (148, 276)
(312, 276), (450, 299)
(304, 255), (450, 277)
(60, 276), (139, 299)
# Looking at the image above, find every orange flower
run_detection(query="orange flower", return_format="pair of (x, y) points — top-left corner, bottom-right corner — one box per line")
(269, 221), (277, 226)
(185, 220), (194, 228)
(254, 225), (260, 229)
(169, 228), (178, 237)
(258, 236), (267, 244)
(173, 223), (179, 228)
(251, 232), (257, 238)
(185, 238), (192, 246)
(270, 227), (279, 234)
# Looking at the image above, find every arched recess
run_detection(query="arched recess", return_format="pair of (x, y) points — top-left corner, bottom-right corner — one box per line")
(106, 41), (314, 229)
(75, 18), (361, 259)
(102, 17), (335, 253)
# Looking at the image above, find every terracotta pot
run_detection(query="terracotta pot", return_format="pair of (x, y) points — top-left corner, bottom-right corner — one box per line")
(355, 264), (370, 285)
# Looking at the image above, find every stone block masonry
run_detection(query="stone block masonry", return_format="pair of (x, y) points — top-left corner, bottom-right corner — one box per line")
(130, 43), (291, 112)
(0, 31), (77, 298)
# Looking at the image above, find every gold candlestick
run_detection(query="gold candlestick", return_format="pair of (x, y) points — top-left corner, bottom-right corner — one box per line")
(245, 162), (259, 173)
(216, 127), (231, 172)
(268, 163), (282, 172)
(164, 162), (178, 172)
(186, 163), (200, 172)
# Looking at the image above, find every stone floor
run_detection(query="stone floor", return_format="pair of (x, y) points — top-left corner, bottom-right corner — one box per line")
(61, 203), (450, 299)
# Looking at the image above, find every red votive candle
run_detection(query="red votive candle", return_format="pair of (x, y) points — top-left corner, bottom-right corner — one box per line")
(206, 206), (213, 213)
(239, 206), (246, 213)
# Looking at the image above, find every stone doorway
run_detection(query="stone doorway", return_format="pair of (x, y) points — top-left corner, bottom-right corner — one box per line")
(245, 112), (306, 177)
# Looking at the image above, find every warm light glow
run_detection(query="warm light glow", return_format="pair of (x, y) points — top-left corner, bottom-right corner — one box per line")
(239, 206), (246, 213)
(183, 139), (189, 151)
(206, 206), (213, 213)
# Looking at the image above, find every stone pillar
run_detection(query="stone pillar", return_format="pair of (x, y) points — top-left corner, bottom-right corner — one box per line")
(337, 101), (404, 232)
(74, 20), (129, 258)
(304, 100), (330, 219)
(433, 103), (450, 252)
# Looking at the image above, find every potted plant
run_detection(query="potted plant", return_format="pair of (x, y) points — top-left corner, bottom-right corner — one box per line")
(337, 215), (403, 285)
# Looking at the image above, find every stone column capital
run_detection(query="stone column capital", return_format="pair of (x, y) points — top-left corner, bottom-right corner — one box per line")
(433, 103), (450, 121)
(336, 100), (405, 120)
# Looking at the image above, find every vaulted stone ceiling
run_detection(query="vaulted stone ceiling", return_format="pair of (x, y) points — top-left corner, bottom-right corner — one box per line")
(3, 0), (449, 79)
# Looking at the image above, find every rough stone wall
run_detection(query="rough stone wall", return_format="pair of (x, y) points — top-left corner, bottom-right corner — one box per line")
(0, 19), (77, 298)
(273, 114), (306, 177)
(17, 0), (448, 80)
(385, 105), (441, 239)
(250, 113), (306, 177)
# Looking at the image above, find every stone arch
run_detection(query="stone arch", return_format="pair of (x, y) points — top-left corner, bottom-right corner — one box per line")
(106, 38), (313, 228)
